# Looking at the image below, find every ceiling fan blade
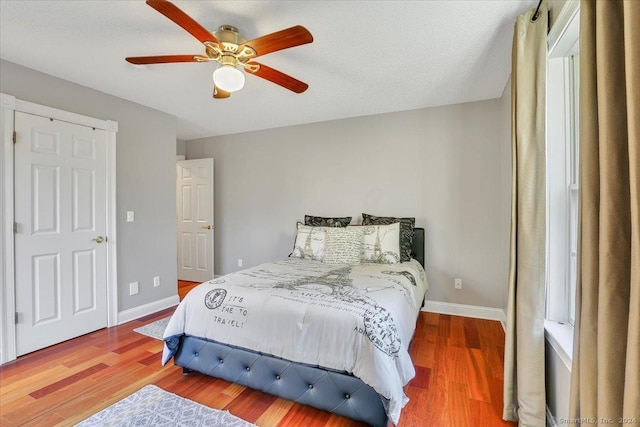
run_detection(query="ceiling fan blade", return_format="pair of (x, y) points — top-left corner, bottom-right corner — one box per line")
(146, 0), (218, 45)
(126, 55), (200, 64)
(239, 25), (313, 58)
(213, 86), (231, 99)
(246, 62), (309, 93)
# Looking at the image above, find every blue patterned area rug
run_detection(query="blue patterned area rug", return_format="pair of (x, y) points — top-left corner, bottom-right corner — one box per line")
(133, 316), (170, 340)
(76, 385), (256, 426)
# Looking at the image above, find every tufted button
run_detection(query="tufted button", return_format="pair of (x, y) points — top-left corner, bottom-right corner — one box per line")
(246, 367), (251, 372)
(345, 394), (350, 399)
(194, 352), (199, 357)
(275, 375), (281, 380)
(308, 384), (313, 389)
(219, 358), (223, 363)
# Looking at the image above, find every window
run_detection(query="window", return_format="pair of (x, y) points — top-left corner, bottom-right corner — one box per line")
(566, 55), (579, 325)
(546, 50), (579, 325)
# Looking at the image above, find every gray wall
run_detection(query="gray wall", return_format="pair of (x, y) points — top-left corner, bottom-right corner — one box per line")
(186, 93), (511, 309)
(0, 59), (178, 312)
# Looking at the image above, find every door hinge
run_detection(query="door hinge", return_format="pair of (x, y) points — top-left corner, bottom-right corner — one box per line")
(15, 312), (19, 324)
(13, 131), (17, 144)
(13, 222), (17, 234)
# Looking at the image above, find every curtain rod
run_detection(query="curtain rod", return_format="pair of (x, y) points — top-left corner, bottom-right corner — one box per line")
(532, 0), (543, 22)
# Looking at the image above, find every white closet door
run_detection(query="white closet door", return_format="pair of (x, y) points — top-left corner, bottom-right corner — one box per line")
(14, 112), (108, 356)
(177, 158), (214, 283)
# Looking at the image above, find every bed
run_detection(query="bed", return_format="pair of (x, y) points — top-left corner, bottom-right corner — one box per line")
(163, 227), (427, 426)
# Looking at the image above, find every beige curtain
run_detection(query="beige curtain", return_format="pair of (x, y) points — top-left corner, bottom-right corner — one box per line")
(569, 1), (640, 425)
(502, 3), (547, 426)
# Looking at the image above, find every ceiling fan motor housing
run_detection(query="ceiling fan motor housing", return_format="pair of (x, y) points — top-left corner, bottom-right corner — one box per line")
(218, 53), (239, 68)
(214, 25), (247, 45)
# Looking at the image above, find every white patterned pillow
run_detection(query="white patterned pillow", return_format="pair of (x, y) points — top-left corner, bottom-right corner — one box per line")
(322, 227), (364, 264)
(354, 222), (401, 264)
(290, 223), (326, 260)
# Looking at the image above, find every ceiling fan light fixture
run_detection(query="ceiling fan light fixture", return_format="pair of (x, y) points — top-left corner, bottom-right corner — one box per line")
(213, 64), (245, 92)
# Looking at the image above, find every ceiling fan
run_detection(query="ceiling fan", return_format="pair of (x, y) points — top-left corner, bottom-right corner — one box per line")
(126, 0), (313, 99)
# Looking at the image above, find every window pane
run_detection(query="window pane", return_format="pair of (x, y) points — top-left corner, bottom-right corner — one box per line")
(567, 55), (579, 325)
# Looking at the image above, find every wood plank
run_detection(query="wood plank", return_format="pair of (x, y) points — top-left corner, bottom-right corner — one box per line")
(463, 317), (482, 349)
(325, 413), (369, 426)
(465, 348), (491, 402)
(0, 393), (36, 414)
(446, 343), (469, 384)
(19, 411), (64, 427)
(224, 387), (278, 422)
(138, 350), (163, 366)
(409, 365), (431, 389)
(178, 280), (200, 299)
(425, 311), (440, 326)
(447, 381), (471, 427)
(488, 376), (510, 422)
(403, 385), (429, 422)
(53, 366), (173, 425)
(449, 316), (466, 347)
(255, 398), (295, 427)
(29, 362), (108, 398)
(438, 314), (451, 338)
(470, 398), (493, 427)
(277, 403), (332, 427)
(113, 336), (153, 354)
(223, 382), (247, 398)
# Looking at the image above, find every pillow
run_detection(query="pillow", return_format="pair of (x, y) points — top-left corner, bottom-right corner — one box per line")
(322, 227), (364, 264)
(304, 215), (352, 227)
(362, 213), (415, 262)
(350, 223), (401, 264)
(290, 222), (326, 260)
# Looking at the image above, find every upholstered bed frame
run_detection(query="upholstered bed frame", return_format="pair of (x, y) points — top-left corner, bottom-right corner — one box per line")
(175, 228), (426, 427)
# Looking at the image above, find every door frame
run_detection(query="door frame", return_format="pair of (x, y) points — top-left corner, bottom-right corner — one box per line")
(0, 93), (118, 364)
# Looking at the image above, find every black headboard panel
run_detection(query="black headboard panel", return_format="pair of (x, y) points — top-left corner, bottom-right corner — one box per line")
(411, 228), (425, 268)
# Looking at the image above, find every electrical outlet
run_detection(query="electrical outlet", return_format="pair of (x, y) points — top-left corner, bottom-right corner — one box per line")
(237, 259), (243, 267)
(129, 281), (139, 295)
(153, 276), (160, 287)
(454, 278), (462, 290)
(126, 211), (134, 222)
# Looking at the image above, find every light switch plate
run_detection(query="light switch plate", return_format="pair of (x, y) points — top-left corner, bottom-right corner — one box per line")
(127, 211), (134, 222)
(129, 281), (139, 295)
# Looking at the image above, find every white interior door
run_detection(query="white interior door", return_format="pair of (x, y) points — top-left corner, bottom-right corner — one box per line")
(177, 158), (214, 282)
(14, 112), (108, 356)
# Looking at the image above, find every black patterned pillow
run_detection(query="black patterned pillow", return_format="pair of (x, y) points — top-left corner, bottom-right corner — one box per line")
(362, 213), (415, 262)
(304, 215), (352, 227)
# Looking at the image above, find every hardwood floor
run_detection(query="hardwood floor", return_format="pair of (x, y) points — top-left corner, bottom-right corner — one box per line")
(0, 281), (515, 427)
(178, 279), (200, 299)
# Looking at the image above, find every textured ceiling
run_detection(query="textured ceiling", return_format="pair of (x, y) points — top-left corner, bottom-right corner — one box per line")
(0, 1), (536, 140)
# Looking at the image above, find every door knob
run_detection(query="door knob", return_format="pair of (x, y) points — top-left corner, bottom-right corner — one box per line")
(201, 225), (213, 230)
(92, 236), (106, 243)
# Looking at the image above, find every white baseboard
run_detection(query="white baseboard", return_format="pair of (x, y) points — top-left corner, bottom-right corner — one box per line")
(422, 300), (507, 328)
(117, 295), (179, 325)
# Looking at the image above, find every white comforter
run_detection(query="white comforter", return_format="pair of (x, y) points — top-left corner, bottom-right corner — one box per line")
(162, 258), (428, 424)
